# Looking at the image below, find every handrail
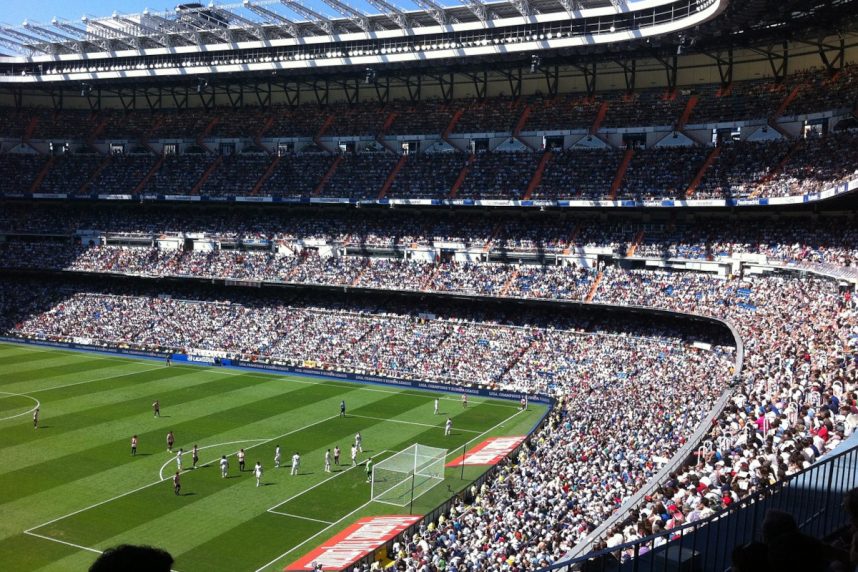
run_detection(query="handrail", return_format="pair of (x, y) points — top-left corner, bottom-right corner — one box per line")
(551, 436), (858, 571)
(563, 315), (744, 560)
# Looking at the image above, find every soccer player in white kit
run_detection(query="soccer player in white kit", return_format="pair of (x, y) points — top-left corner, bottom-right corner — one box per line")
(324, 449), (332, 473)
(445, 418), (452, 436)
(220, 455), (229, 478)
(176, 448), (183, 470)
(355, 432), (363, 453)
(254, 461), (263, 487)
(274, 445), (282, 468)
(434, 399), (439, 415)
(351, 444), (358, 466)
(291, 452), (300, 476)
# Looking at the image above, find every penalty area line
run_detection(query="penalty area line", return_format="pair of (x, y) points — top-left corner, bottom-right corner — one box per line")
(22, 531), (184, 572)
(349, 414), (483, 433)
(267, 450), (391, 513)
(266, 511), (335, 525)
(27, 415), (343, 536)
(253, 498), (375, 572)
(257, 409), (528, 572)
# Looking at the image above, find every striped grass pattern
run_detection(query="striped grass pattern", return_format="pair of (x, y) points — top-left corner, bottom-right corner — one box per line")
(0, 342), (543, 572)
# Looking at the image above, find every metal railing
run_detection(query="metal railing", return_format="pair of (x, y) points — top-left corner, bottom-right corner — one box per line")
(546, 439), (858, 572)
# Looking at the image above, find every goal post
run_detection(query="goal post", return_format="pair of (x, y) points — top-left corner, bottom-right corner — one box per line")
(371, 444), (447, 506)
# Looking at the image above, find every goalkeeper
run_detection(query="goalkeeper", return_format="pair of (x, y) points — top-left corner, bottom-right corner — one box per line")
(365, 458), (373, 483)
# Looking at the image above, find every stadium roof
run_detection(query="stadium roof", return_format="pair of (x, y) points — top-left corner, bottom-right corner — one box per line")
(0, 0), (855, 86)
(0, 0), (715, 58)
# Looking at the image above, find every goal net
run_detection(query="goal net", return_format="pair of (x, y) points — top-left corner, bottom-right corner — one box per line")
(371, 444), (447, 506)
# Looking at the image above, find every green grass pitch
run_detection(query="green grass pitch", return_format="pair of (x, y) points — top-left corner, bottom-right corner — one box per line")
(0, 342), (546, 572)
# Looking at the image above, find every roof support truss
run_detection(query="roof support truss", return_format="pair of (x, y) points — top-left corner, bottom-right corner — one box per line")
(412, 0), (448, 26)
(365, 0), (409, 29)
(702, 47), (733, 90)
(320, 0), (372, 33)
(1, 26), (55, 54)
(243, 2), (300, 38)
(82, 18), (140, 51)
(373, 75), (390, 104)
(280, 1), (334, 35)
(615, 58), (636, 93)
(508, 0), (530, 18)
(461, 0), (489, 22)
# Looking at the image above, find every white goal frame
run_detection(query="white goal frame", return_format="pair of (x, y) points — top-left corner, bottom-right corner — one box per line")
(371, 444), (447, 506)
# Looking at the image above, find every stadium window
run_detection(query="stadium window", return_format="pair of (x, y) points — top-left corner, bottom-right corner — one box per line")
(163, 144), (177, 156)
(544, 136), (563, 150)
(277, 143), (293, 156)
(713, 127), (741, 145)
(621, 133), (645, 149)
(803, 119), (826, 138)
(110, 143), (125, 155)
(471, 139), (489, 153)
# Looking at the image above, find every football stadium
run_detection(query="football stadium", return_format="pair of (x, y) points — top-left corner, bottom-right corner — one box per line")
(0, 0), (857, 570)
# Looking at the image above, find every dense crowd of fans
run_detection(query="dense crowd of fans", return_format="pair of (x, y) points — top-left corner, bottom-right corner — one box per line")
(2, 244), (855, 567)
(0, 126), (854, 200)
(0, 67), (853, 147)
(617, 146), (710, 200)
(532, 148), (622, 200)
(3, 205), (856, 269)
(0, 92), (856, 566)
(0, 211), (856, 572)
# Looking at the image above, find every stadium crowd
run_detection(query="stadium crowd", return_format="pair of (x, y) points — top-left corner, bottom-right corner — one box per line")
(2, 67), (855, 145)
(0, 128), (855, 200)
(2, 225), (856, 569)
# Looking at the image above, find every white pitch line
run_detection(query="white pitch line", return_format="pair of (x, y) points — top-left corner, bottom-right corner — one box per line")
(23, 530), (103, 555)
(457, 406), (526, 450)
(27, 365), (166, 394)
(256, 407), (527, 572)
(1, 339), (523, 409)
(158, 439), (269, 481)
(27, 414), (343, 536)
(253, 498), (375, 572)
(266, 511), (334, 525)
(0, 391), (40, 422)
(267, 451), (391, 513)
(121, 358), (520, 410)
(23, 531), (184, 572)
(0, 341), (163, 366)
(349, 413), (482, 433)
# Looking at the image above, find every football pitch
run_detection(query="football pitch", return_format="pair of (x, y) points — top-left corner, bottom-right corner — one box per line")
(0, 342), (546, 572)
